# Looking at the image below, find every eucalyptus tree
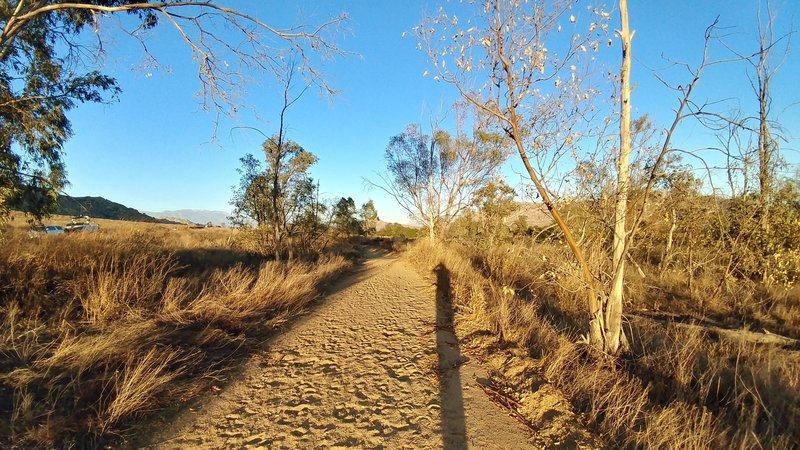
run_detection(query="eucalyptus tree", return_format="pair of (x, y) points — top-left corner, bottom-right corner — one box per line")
(0, 1), (347, 221)
(417, 0), (620, 351)
(374, 110), (507, 244)
(230, 139), (317, 259)
(359, 199), (379, 235)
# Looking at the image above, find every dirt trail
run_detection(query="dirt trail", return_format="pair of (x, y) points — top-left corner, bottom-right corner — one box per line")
(143, 250), (556, 449)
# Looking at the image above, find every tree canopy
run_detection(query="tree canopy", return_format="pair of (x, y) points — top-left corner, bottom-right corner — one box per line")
(376, 115), (507, 242)
(230, 136), (318, 257)
(0, 1), (346, 221)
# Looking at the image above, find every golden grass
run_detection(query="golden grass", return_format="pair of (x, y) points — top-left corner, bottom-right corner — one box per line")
(0, 222), (350, 448)
(100, 347), (186, 431)
(408, 241), (800, 449)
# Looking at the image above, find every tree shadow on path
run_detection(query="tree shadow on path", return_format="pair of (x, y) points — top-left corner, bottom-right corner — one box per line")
(434, 263), (468, 449)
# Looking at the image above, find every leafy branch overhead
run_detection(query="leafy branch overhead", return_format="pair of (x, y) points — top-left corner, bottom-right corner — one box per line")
(0, 0), (348, 221)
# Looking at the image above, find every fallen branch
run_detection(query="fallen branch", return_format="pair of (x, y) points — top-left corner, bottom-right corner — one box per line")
(476, 380), (536, 434)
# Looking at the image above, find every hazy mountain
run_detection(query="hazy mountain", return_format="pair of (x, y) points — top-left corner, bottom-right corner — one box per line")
(508, 202), (553, 228)
(56, 196), (176, 223)
(145, 209), (230, 227)
(375, 219), (423, 232)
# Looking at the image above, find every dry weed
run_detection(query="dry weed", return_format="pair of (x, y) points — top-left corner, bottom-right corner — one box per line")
(99, 347), (185, 431)
(0, 225), (351, 448)
(409, 240), (800, 449)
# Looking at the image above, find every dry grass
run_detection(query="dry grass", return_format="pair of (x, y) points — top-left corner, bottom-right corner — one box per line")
(408, 241), (800, 449)
(0, 221), (350, 448)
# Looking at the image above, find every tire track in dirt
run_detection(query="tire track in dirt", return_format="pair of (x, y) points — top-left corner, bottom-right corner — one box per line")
(143, 251), (546, 449)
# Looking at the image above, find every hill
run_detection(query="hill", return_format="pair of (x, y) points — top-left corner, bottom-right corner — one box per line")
(508, 202), (553, 228)
(145, 209), (230, 227)
(56, 196), (172, 223)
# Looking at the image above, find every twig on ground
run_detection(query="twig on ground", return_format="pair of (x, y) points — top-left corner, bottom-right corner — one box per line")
(476, 380), (536, 434)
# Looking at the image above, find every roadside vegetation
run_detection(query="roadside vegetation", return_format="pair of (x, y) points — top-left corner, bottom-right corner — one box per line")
(0, 217), (363, 448)
(408, 190), (800, 448)
(390, 1), (800, 448)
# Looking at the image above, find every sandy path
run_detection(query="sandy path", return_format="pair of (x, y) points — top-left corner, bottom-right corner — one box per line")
(145, 250), (539, 449)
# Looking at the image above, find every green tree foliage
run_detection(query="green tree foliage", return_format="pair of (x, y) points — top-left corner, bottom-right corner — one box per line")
(230, 154), (268, 227)
(379, 222), (421, 239)
(722, 183), (800, 285)
(332, 196), (361, 236)
(510, 214), (530, 236)
(471, 179), (516, 246)
(359, 199), (379, 236)
(449, 178), (518, 246)
(230, 136), (318, 258)
(0, 2), (134, 220)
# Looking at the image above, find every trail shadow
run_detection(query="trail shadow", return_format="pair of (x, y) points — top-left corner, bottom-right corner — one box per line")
(434, 263), (468, 449)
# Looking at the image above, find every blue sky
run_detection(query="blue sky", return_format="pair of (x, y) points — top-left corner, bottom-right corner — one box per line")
(61, 1), (799, 224)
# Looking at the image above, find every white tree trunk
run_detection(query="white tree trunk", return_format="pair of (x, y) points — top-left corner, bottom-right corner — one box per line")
(606, 0), (634, 354)
(661, 208), (677, 273)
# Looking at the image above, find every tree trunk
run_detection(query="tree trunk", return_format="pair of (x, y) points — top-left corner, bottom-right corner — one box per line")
(757, 44), (772, 283)
(757, 43), (771, 238)
(606, 0), (634, 355)
(273, 227), (282, 261)
(661, 208), (677, 273)
(427, 136), (437, 245)
(688, 231), (695, 302)
(490, 7), (605, 349)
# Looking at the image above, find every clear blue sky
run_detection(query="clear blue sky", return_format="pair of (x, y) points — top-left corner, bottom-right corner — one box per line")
(61, 1), (799, 224)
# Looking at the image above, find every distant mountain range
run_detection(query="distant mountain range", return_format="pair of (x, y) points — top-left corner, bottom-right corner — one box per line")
(55, 196), (231, 226)
(56, 196), (177, 223)
(145, 209), (230, 227)
(54, 196), (543, 229)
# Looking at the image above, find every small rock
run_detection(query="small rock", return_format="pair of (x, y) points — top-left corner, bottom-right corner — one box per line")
(291, 426), (309, 437)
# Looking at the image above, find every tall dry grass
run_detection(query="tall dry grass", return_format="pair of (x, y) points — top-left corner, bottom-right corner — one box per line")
(408, 241), (800, 449)
(0, 224), (350, 448)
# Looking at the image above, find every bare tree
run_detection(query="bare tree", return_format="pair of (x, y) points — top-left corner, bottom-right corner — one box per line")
(724, 3), (792, 282)
(753, 4), (782, 235)
(418, 0), (730, 354)
(418, 0), (617, 351)
(0, 2), (347, 109)
(660, 3), (793, 284)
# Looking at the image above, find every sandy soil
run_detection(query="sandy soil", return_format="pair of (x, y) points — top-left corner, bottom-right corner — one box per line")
(140, 249), (592, 449)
